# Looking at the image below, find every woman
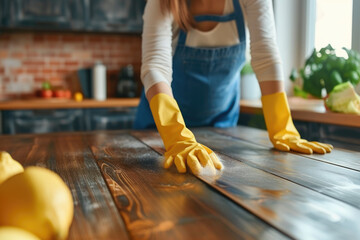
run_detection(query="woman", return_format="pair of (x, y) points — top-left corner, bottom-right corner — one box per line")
(134, 0), (333, 175)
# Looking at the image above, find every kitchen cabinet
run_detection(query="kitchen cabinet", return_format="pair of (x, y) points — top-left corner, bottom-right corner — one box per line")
(0, 0), (145, 33)
(5, 0), (85, 30)
(86, 0), (145, 33)
(0, 0), (6, 26)
(0, 98), (141, 134)
(2, 126), (360, 239)
(1, 106), (138, 134)
(84, 107), (137, 131)
(2, 109), (85, 134)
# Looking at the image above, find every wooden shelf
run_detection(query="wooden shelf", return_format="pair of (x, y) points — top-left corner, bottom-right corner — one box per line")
(240, 97), (360, 128)
(0, 98), (140, 110)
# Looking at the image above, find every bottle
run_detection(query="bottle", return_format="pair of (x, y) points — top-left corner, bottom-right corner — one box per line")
(92, 61), (107, 101)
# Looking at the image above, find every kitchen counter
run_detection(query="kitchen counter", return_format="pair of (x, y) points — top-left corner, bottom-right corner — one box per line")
(0, 98), (140, 110)
(2, 126), (360, 239)
(1, 97), (358, 128)
(241, 97), (360, 128)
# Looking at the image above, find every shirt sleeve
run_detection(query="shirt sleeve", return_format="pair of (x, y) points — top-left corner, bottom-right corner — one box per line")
(141, 0), (174, 93)
(242, 0), (284, 82)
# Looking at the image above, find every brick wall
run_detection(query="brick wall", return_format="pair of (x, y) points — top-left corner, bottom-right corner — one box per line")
(0, 32), (142, 100)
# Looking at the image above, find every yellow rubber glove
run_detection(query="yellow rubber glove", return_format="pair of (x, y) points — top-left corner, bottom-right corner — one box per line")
(261, 92), (333, 154)
(149, 93), (223, 174)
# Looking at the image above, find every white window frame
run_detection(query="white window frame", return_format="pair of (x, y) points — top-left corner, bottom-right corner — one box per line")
(353, 0), (360, 53)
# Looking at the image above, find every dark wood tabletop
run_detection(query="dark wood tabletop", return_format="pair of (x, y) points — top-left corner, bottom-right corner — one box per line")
(1, 126), (360, 240)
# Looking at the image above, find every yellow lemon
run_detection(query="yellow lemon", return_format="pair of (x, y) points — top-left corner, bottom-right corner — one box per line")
(0, 151), (24, 184)
(74, 92), (83, 102)
(0, 166), (74, 240)
(0, 226), (40, 240)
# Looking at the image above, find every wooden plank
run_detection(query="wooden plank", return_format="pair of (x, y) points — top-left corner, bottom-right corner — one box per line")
(213, 126), (360, 172)
(195, 128), (360, 208)
(134, 130), (360, 239)
(87, 131), (289, 240)
(0, 133), (129, 240)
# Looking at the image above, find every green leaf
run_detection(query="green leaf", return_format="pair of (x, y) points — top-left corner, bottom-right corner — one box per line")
(42, 81), (51, 90)
(289, 68), (298, 82)
(293, 86), (309, 98)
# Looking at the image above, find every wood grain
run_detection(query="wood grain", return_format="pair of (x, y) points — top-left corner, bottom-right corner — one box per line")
(194, 128), (360, 208)
(0, 132), (129, 240)
(213, 126), (360, 172)
(2, 127), (360, 240)
(134, 130), (360, 239)
(87, 131), (289, 240)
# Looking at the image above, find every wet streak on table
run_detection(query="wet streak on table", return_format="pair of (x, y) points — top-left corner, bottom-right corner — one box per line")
(1, 126), (360, 239)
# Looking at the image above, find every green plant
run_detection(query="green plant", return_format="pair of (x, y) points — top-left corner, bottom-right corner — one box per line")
(290, 44), (360, 98)
(241, 62), (254, 75)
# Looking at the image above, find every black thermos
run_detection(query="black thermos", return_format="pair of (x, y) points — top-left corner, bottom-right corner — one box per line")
(117, 65), (137, 98)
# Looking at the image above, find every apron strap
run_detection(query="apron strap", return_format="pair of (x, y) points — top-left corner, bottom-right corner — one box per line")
(178, 0), (246, 45)
(232, 0), (246, 43)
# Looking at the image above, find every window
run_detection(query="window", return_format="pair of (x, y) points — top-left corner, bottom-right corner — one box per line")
(272, 0), (360, 94)
(315, 0), (353, 56)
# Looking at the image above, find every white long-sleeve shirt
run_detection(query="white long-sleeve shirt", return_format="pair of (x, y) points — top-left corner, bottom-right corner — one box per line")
(141, 0), (284, 93)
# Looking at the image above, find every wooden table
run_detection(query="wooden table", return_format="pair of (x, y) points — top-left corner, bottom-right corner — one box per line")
(1, 126), (360, 239)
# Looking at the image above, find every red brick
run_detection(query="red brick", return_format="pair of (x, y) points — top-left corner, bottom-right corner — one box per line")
(49, 76), (64, 82)
(2, 76), (11, 82)
(26, 68), (40, 74)
(34, 76), (46, 83)
(41, 51), (57, 57)
(71, 51), (91, 60)
(33, 35), (45, 42)
(13, 69), (25, 74)
(23, 60), (46, 66)
(58, 53), (72, 58)
(62, 35), (84, 42)
(56, 69), (70, 74)
(0, 50), (8, 58)
(99, 45), (115, 51)
(45, 34), (60, 42)
(105, 36), (121, 43)
(42, 68), (55, 74)
(108, 54), (118, 59)
(49, 60), (62, 66)
(65, 60), (79, 66)
(92, 53), (106, 59)
(81, 61), (94, 68)
(0, 34), (11, 40)
(11, 52), (25, 58)
(26, 51), (40, 58)
(88, 36), (104, 43)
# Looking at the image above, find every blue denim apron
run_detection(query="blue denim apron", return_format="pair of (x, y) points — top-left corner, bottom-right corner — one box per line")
(134, 0), (246, 129)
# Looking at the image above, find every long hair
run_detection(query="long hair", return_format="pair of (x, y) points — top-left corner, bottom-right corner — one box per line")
(160, 0), (194, 31)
